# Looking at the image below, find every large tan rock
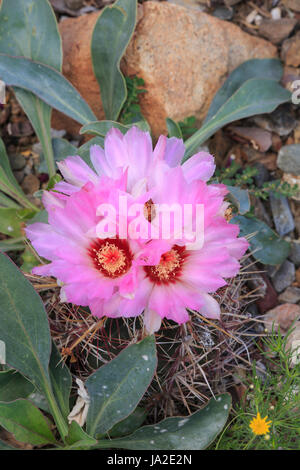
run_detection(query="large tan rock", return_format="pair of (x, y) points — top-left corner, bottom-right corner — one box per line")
(52, 1), (277, 137)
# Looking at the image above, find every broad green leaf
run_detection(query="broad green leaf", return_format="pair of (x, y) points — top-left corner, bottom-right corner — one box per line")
(86, 335), (157, 437)
(0, 370), (34, 402)
(66, 421), (97, 447)
(0, 237), (24, 252)
(184, 79), (291, 161)
(80, 120), (150, 137)
(226, 185), (250, 215)
(0, 399), (56, 446)
(0, 208), (23, 237)
(204, 58), (284, 124)
(49, 343), (72, 419)
(27, 209), (48, 225)
(232, 215), (290, 265)
(0, 0), (63, 178)
(108, 407), (147, 438)
(0, 138), (35, 210)
(91, 0), (137, 120)
(0, 253), (68, 438)
(77, 137), (105, 167)
(96, 394), (231, 450)
(14, 89), (55, 177)
(166, 118), (183, 139)
(80, 120), (129, 137)
(39, 138), (78, 173)
(20, 246), (40, 273)
(0, 191), (21, 209)
(0, 54), (97, 125)
(28, 391), (51, 414)
(0, 252), (51, 388)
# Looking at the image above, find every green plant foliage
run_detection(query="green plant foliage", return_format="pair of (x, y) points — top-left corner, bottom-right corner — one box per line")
(49, 343), (72, 420)
(204, 58), (284, 125)
(108, 407), (147, 438)
(178, 116), (198, 140)
(215, 329), (300, 450)
(0, 399), (57, 446)
(0, 207), (24, 237)
(166, 118), (183, 139)
(183, 59), (290, 161)
(0, 0), (62, 177)
(0, 370), (34, 402)
(0, 138), (36, 211)
(86, 335), (157, 437)
(91, 0), (137, 121)
(96, 394), (231, 450)
(184, 78), (290, 161)
(0, 55), (97, 125)
(226, 186), (250, 215)
(80, 120), (129, 137)
(232, 215), (290, 265)
(66, 421), (97, 449)
(0, 252), (68, 438)
(39, 138), (78, 173)
(119, 76), (147, 125)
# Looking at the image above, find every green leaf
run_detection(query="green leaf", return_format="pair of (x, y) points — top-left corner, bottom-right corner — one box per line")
(0, 0), (63, 178)
(97, 394), (231, 450)
(0, 252), (51, 389)
(0, 191), (21, 209)
(77, 137), (105, 167)
(86, 335), (157, 437)
(0, 252), (68, 438)
(184, 79), (291, 161)
(0, 138), (35, 210)
(0, 370), (34, 402)
(49, 343), (72, 420)
(91, 0), (137, 120)
(0, 237), (24, 252)
(39, 138), (78, 173)
(0, 399), (56, 446)
(27, 209), (48, 225)
(66, 421), (97, 448)
(226, 185), (250, 215)
(80, 120), (129, 137)
(0, 54), (97, 125)
(232, 215), (290, 265)
(108, 407), (147, 438)
(166, 118), (183, 139)
(204, 58), (284, 124)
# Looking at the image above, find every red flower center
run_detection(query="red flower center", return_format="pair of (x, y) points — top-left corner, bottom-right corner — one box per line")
(144, 245), (188, 284)
(89, 238), (133, 279)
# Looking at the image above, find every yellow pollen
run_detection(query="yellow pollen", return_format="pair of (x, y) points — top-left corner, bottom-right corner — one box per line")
(249, 412), (272, 436)
(153, 249), (181, 281)
(95, 242), (126, 275)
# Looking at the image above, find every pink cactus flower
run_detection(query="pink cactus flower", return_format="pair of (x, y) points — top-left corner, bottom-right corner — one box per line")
(26, 127), (248, 333)
(55, 126), (216, 196)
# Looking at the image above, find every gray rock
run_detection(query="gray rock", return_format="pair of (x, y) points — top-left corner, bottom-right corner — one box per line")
(8, 154), (26, 171)
(289, 241), (300, 266)
(253, 104), (296, 136)
(277, 144), (300, 175)
(271, 260), (295, 293)
(212, 6), (233, 20)
(270, 194), (295, 236)
(253, 162), (269, 188)
(64, 0), (84, 10)
(278, 286), (300, 303)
